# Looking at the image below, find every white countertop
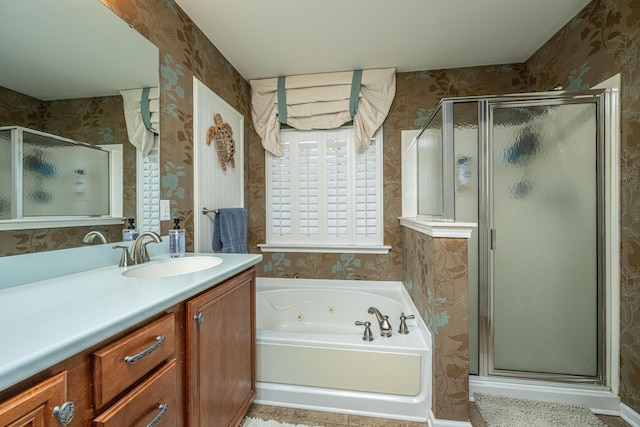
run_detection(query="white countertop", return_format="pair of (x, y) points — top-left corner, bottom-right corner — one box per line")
(0, 251), (262, 391)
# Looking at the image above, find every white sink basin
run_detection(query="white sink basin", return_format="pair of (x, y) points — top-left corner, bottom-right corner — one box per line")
(122, 256), (223, 278)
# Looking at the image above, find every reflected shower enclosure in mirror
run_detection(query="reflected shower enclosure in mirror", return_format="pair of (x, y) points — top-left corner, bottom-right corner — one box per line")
(0, 127), (114, 220)
(0, 0), (159, 256)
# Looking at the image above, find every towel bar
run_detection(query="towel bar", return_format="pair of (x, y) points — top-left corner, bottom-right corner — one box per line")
(202, 207), (219, 215)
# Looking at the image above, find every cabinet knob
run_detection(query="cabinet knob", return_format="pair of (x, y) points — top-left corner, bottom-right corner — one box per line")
(52, 401), (75, 425)
(194, 312), (205, 325)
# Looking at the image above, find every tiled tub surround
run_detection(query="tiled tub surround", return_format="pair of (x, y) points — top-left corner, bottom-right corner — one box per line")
(0, 243), (262, 391)
(254, 278), (432, 422)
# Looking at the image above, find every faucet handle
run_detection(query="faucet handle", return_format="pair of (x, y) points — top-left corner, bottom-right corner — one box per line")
(139, 241), (154, 263)
(113, 245), (133, 267)
(398, 312), (415, 335)
(355, 321), (374, 342)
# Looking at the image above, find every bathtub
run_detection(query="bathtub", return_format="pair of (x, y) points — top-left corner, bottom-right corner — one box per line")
(254, 278), (432, 422)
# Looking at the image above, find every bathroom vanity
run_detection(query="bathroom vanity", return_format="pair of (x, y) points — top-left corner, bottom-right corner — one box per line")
(0, 249), (261, 427)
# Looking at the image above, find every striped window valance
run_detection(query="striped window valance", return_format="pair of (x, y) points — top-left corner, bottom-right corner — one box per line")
(250, 68), (396, 157)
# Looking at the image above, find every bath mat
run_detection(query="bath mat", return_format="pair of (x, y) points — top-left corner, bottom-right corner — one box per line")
(474, 393), (606, 427)
(241, 417), (321, 427)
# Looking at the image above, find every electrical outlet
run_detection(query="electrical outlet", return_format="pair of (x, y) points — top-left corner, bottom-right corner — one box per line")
(160, 200), (171, 221)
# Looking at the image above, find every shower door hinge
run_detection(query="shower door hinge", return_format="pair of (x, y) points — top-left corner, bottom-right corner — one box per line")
(490, 228), (496, 250)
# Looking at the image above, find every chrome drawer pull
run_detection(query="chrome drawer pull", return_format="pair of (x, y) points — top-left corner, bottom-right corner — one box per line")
(124, 336), (166, 364)
(147, 403), (168, 427)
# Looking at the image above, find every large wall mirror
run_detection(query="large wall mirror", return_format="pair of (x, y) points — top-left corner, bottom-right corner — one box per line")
(0, 0), (159, 255)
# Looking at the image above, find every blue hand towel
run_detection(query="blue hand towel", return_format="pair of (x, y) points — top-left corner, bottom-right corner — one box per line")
(212, 208), (247, 254)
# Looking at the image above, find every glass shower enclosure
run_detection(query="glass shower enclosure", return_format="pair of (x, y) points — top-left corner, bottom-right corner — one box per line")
(416, 90), (607, 383)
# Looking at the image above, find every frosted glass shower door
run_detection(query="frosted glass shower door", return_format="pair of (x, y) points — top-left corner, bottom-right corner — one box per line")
(489, 101), (600, 378)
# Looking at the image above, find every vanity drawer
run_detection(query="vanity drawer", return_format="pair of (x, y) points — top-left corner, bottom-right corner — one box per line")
(93, 314), (175, 408)
(94, 359), (177, 427)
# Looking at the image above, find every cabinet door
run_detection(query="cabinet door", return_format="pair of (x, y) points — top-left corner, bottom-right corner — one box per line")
(186, 269), (255, 427)
(0, 372), (68, 427)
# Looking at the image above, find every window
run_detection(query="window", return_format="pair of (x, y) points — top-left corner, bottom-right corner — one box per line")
(262, 127), (389, 253)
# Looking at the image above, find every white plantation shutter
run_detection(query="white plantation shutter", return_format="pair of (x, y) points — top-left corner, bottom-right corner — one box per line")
(266, 127), (383, 249)
(327, 134), (348, 240)
(355, 135), (379, 243)
(137, 145), (160, 234)
(299, 137), (320, 238)
(270, 141), (291, 238)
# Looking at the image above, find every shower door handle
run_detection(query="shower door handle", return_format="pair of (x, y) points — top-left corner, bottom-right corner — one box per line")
(490, 228), (496, 250)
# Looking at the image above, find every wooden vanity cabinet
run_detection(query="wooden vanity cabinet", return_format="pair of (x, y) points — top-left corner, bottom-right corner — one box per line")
(0, 306), (184, 427)
(93, 360), (177, 427)
(92, 314), (178, 427)
(0, 267), (256, 427)
(0, 371), (69, 427)
(186, 268), (256, 427)
(92, 314), (176, 410)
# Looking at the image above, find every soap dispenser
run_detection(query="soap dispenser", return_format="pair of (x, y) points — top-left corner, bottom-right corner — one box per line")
(169, 218), (185, 257)
(122, 218), (139, 241)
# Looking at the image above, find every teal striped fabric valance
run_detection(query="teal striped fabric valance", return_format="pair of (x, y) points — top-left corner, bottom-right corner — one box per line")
(349, 69), (362, 119)
(250, 68), (396, 157)
(277, 76), (287, 125)
(276, 69), (363, 125)
(141, 87), (152, 131)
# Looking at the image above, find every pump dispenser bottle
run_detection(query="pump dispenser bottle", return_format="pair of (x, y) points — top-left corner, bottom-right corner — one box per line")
(169, 218), (185, 257)
(122, 218), (139, 241)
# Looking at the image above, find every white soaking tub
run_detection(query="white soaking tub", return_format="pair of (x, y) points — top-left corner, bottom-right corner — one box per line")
(254, 278), (432, 422)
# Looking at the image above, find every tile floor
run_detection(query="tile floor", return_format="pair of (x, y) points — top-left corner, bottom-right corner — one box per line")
(245, 402), (632, 427)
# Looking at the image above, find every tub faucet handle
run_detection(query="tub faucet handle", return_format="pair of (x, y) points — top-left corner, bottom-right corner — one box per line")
(355, 321), (374, 342)
(398, 312), (415, 335)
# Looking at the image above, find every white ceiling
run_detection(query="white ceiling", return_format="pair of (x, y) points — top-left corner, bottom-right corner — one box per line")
(0, 1), (592, 101)
(176, 0), (591, 81)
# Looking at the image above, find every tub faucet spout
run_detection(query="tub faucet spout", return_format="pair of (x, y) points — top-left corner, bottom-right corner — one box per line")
(368, 306), (392, 337)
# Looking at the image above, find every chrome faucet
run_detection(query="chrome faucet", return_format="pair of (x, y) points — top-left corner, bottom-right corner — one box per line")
(83, 230), (110, 244)
(131, 231), (162, 265)
(368, 306), (392, 337)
